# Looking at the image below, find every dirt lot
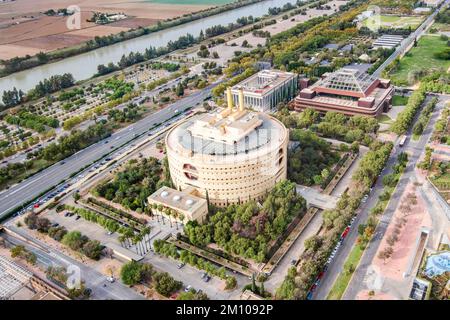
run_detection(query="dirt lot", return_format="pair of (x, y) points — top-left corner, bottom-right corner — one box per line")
(0, 0), (213, 59)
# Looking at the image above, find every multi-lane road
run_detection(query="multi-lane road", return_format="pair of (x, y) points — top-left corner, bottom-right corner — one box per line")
(0, 82), (218, 220)
(313, 95), (448, 300)
(2, 228), (144, 300)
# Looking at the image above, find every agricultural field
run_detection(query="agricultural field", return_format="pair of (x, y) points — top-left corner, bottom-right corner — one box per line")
(388, 35), (450, 86)
(148, 0), (235, 4)
(362, 14), (424, 30)
(0, 0), (215, 59)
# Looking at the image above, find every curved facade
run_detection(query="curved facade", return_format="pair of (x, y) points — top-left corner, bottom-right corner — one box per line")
(166, 110), (288, 207)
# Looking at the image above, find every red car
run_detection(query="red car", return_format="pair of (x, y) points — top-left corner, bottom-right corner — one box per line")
(341, 227), (350, 239)
(33, 203), (40, 208)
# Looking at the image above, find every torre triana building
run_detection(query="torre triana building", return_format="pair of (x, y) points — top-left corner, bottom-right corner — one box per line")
(165, 87), (288, 207)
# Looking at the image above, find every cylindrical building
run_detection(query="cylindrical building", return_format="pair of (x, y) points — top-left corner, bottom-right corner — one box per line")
(165, 108), (288, 207)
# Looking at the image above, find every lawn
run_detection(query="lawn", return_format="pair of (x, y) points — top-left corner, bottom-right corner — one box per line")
(389, 35), (450, 86)
(378, 114), (393, 125)
(148, 0), (235, 4)
(392, 95), (409, 106)
(363, 15), (424, 30)
(327, 244), (364, 300)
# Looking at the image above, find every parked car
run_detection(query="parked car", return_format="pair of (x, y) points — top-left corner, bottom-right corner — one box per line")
(177, 263), (185, 269)
(184, 285), (192, 292)
(106, 276), (115, 283)
(75, 215), (81, 220)
(204, 275), (211, 283)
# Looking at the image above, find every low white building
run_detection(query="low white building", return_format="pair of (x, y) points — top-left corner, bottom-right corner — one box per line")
(148, 186), (208, 223)
(230, 70), (298, 112)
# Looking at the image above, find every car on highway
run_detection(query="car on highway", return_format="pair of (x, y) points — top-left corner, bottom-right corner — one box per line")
(60, 161), (66, 165)
(341, 226), (350, 239)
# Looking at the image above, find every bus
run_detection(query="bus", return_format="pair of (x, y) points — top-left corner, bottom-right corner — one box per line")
(399, 135), (407, 147)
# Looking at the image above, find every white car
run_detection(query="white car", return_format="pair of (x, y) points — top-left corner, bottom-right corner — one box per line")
(184, 285), (192, 292)
(106, 276), (115, 283)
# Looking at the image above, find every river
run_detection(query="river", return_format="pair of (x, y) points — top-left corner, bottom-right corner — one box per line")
(0, 0), (298, 95)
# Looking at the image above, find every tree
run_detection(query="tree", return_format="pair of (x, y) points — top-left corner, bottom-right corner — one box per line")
(153, 272), (182, 297)
(73, 192), (81, 203)
(120, 261), (144, 286)
(82, 240), (103, 260)
(225, 277), (237, 290)
(62, 231), (88, 251)
(175, 83), (184, 97)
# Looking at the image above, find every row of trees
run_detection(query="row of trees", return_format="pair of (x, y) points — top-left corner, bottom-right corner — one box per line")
(277, 107), (379, 145)
(153, 239), (236, 285)
(183, 180), (307, 263)
(412, 97), (438, 137)
(24, 212), (103, 260)
(1, 87), (24, 109)
(391, 87), (426, 135)
(4, 111), (59, 133)
(276, 141), (393, 299)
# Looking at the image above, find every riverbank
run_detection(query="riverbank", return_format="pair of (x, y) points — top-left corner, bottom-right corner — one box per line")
(0, 0), (265, 79)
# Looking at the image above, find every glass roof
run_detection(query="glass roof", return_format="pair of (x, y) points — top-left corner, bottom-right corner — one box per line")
(316, 68), (378, 96)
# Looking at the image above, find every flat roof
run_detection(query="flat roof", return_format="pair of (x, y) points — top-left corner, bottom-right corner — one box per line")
(297, 85), (392, 109)
(231, 70), (295, 96)
(167, 110), (286, 158)
(148, 186), (206, 214)
(0, 255), (33, 299)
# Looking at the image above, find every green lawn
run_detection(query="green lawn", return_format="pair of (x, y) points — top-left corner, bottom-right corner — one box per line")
(389, 36), (450, 86)
(327, 245), (364, 300)
(363, 15), (423, 30)
(148, 0), (235, 4)
(378, 114), (393, 124)
(392, 95), (409, 106)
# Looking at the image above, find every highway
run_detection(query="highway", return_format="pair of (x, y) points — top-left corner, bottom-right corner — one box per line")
(2, 230), (144, 300)
(0, 82), (218, 220)
(372, 0), (449, 78)
(312, 95), (448, 300)
(342, 95), (448, 299)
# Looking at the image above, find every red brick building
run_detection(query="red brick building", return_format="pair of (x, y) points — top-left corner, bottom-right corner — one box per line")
(293, 68), (394, 117)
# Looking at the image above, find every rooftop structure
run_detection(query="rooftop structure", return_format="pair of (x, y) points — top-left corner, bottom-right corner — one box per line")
(372, 35), (404, 50)
(230, 70), (297, 112)
(422, 0), (443, 7)
(148, 186), (208, 223)
(293, 68), (393, 117)
(165, 88), (288, 206)
(0, 255), (33, 300)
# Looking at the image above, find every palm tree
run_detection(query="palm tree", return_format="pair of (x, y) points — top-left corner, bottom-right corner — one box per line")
(142, 227), (151, 253)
